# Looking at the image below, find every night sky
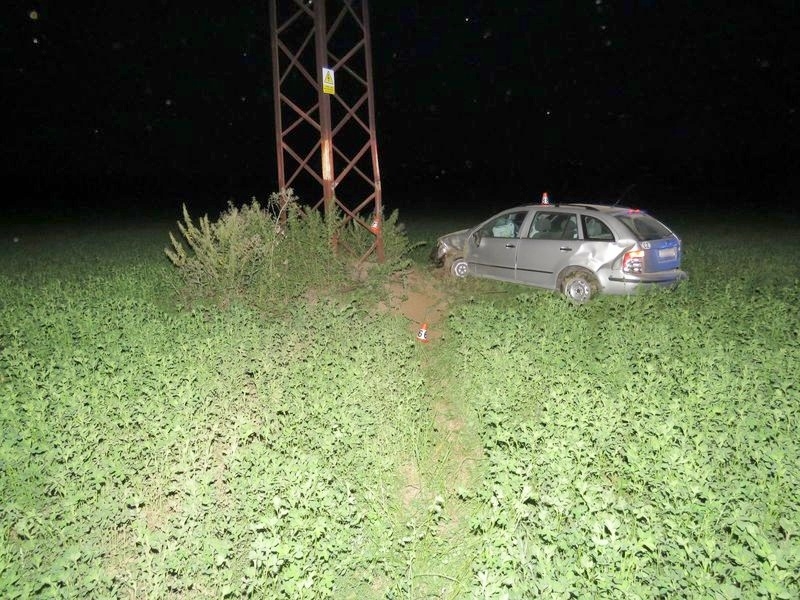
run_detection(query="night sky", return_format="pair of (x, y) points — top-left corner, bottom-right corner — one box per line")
(3, 1), (799, 220)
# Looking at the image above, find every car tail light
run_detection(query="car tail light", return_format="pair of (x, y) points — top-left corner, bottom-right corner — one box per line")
(622, 249), (645, 274)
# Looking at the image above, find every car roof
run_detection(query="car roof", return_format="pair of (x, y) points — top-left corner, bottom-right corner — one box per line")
(563, 203), (635, 215)
(508, 203), (634, 215)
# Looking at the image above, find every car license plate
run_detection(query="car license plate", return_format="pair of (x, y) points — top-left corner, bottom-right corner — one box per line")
(658, 247), (677, 259)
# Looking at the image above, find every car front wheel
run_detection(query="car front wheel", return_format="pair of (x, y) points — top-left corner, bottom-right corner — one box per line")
(562, 271), (599, 303)
(451, 258), (469, 278)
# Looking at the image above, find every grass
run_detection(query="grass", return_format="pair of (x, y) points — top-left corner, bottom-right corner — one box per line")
(1, 207), (799, 598)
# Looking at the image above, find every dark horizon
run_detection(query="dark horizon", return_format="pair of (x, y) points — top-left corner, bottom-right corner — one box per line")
(3, 1), (799, 222)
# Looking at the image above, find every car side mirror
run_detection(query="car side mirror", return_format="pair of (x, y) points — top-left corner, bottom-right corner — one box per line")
(471, 231), (482, 246)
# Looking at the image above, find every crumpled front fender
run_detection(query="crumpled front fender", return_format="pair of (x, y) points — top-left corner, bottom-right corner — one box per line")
(430, 228), (469, 266)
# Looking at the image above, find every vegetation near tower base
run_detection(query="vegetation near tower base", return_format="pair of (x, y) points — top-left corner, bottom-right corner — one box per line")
(165, 189), (412, 313)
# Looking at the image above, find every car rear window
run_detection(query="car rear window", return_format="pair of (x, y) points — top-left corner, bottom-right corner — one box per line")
(616, 213), (673, 241)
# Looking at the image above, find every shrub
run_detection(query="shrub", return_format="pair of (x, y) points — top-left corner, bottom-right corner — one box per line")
(165, 199), (281, 299)
(166, 190), (411, 312)
(339, 207), (413, 278)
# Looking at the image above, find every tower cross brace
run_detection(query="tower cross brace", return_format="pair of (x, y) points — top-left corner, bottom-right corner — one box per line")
(269, 0), (384, 262)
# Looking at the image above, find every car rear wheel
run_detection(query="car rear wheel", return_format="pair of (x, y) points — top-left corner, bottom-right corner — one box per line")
(451, 258), (469, 278)
(562, 271), (599, 303)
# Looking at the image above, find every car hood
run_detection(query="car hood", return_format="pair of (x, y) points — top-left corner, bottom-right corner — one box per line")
(437, 228), (469, 251)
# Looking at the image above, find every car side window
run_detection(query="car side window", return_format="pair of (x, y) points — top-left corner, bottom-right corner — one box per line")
(581, 216), (615, 241)
(529, 212), (578, 240)
(481, 211), (527, 239)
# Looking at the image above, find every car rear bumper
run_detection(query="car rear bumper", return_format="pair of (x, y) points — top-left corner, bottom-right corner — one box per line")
(604, 269), (688, 294)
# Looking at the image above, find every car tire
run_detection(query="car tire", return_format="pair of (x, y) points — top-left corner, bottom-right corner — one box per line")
(562, 271), (599, 304)
(451, 258), (469, 278)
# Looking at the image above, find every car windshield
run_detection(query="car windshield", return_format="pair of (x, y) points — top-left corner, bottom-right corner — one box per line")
(616, 213), (673, 241)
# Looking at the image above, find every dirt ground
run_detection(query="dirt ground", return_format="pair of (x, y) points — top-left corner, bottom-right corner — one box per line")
(378, 267), (450, 341)
(379, 267), (484, 527)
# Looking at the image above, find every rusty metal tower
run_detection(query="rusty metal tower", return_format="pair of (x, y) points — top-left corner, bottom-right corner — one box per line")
(269, 0), (384, 262)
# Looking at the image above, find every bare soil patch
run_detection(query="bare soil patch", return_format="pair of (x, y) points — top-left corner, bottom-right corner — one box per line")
(378, 267), (450, 341)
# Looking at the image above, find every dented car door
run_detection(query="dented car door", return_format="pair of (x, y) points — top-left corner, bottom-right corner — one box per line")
(515, 210), (579, 287)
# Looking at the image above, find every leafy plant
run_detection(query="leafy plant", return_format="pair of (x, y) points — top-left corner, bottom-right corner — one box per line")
(1, 213), (798, 598)
(441, 281), (800, 598)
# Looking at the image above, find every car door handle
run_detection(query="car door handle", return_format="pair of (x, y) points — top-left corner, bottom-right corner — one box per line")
(559, 246), (572, 252)
(505, 243), (516, 248)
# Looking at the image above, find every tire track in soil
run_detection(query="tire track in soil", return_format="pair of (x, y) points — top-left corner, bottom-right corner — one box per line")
(381, 267), (484, 594)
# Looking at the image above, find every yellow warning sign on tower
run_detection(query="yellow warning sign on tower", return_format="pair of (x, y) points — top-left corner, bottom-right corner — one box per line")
(322, 67), (335, 95)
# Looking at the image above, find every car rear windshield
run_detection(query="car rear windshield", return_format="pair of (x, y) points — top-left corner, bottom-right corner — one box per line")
(616, 214), (673, 241)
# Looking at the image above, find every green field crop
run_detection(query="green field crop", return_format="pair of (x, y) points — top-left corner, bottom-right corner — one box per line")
(1, 214), (798, 598)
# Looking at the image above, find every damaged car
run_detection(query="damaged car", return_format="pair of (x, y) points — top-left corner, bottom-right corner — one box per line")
(431, 200), (687, 303)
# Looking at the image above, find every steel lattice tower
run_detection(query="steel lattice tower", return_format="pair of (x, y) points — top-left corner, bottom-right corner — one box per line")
(269, 0), (384, 262)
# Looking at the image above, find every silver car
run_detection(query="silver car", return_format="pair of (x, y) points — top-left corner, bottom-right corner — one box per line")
(431, 202), (687, 302)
